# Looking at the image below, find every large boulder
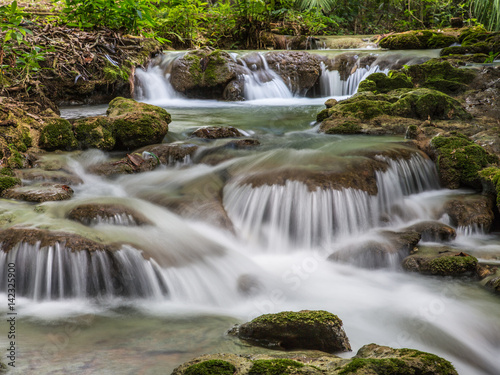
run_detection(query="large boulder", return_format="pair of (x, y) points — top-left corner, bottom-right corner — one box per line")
(106, 97), (171, 150)
(430, 133), (498, 189)
(402, 246), (478, 277)
(170, 49), (245, 99)
(265, 51), (323, 96)
(231, 310), (351, 353)
(73, 116), (115, 151)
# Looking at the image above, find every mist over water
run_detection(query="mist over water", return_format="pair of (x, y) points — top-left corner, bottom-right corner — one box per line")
(2, 49), (500, 374)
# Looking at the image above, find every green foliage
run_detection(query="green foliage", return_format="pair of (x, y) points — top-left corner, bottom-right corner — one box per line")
(56, 0), (157, 33)
(0, 1), (48, 87)
(474, 0), (500, 31)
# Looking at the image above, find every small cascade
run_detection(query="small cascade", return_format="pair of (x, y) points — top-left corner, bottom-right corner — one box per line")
(135, 65), (181, 103)
(241, 53), (293, 100)
(319, 61), (389, 97)
(0, 243), (168, 300)
(224, 152), (440, 251)
(457, 224), (486, 236)
(375, 154), (440, 218)
(86, 213), (141, 226)
(224, 180), (379, 251)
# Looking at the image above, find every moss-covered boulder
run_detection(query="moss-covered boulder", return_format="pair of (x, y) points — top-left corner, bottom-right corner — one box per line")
(231, 310), (351, 353)
(106, 97), (171, 150)
(340, 344), (458, 375)
(38, 118), (78, 151)
(182, 359), (237, 375)
(379, 30), (457, 50)
(73, 116), (115, 150)
(170, 48), (245, 99)
(441, 27), (500, 57)
(479, 167), (500, 211)
(319, 89), (471, 127)
(405, 60), (476, 95)
(430, 133), (498, 189)
(402, 246), (478, 277)
(358, 72), (413, 94)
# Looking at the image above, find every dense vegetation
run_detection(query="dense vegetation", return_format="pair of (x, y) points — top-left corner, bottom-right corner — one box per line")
(53, 0), (498, 48)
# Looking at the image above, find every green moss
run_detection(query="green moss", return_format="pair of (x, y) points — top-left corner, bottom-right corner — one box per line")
(379, 32), (424, 49)
(39, 118), (78, 151)
(358, 72), (413, 94)
(0, 176), (20, 193)
(0, 168), (13, 177)
(325, 121), (362, 135)
(103, 64), (130, 82)
(74, 117), (116, 151)
(316, 108), (331, 122)
(340, 358), (408, 374)
(432, 133), (498, 189)
(250, 310), (342, 327)
(427, 255), (478, 276)
(249, 359), (305, 375)
(479, 167), (500, 208)
(427, 34), (458, 48)
(184, 360), (236, 375)
(406, 60), (476, 94)
(7, 145), (24, 169)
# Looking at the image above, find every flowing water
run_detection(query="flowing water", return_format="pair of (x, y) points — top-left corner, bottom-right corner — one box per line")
(1, 49), (500, 375)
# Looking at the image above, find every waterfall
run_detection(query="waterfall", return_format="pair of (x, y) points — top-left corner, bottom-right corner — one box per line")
(224, 152), (440, 251)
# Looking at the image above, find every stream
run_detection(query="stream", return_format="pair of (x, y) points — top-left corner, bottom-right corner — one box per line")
(1, 49), (499, 375)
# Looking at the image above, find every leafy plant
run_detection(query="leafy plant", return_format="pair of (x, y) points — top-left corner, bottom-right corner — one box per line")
(473, 0), (500, 31)
(484, 51), (500, 62)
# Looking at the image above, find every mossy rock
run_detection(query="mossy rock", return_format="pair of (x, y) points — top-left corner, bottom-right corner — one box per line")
(459, 26), (489, 45)
(73, 116), (115, 151)
(479, 167), (500, 211)
(39, 118), (78, 151)
(184, 360), (236, 375)
(322, 89), (470, 123)
(358, 72), (413, 94)
(233, 310), (351, 353)
(402, 246), (478, 277)
(431, 133), (498, 189)
(405, 59), (476, 94)
(340, 344), (458, 374)
(0, 176), (21, 193)
(106, 97), (171, 150)
(379, 31), (424, 49)
(427, 34), (458, 48)
(379, 30), (457, 50)
(249, 359), (311, 375)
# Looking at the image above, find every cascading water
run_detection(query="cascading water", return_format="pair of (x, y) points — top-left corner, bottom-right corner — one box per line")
(2, 48), (499, 375)
(223, 152), (441, 251)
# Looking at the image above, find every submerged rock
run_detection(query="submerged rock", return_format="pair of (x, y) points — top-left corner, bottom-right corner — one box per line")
(135, 143), (198, 165)
(443, 194), (495, 231)
(403, 221), (456, 242)
(192, 126), (244, 139)
(14, 168), (83, 185)
(0, 227), (119, 253)
(402, 246), (478, 277)
(67, 203), (152, 226)
(2, 183), (74, 202)
(329, 231), (421, 269)
(88, 153), (159, 176)
(231, 310), (351, 353)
